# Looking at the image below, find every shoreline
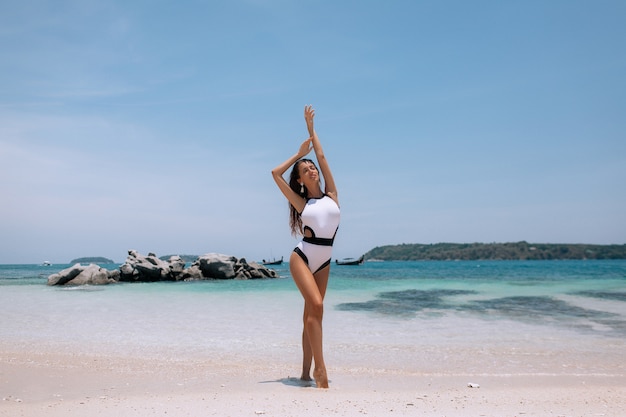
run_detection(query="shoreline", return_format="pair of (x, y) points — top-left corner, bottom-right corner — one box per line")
(2, 261), (625, 416)
(3, 348), (625, 417)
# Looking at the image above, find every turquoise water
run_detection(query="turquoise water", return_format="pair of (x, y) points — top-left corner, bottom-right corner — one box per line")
(1, 260), (625, 374)
(2, 260), (625, 322)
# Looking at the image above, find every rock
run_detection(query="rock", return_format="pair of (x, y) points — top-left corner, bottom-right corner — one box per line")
(181, 264), (204, 281)
(47, 263), (83, 286)
(119, 250), (177, 282)
(108, 269), (121, 281)
(194, 253), (238, 279)
(245, 261), (277, 278)
(47, 263), (117, 286)
(120, 262), (135, 277)
(48, 250), (278, 285)
(168, 255), (186, 276)
(192, 253), (278, 280)
(69, 264), (116, 285)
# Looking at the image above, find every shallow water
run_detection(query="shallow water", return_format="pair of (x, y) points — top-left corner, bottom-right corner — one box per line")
(1, 260), (625, 375)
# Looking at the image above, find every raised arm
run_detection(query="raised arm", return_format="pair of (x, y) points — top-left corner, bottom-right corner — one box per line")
(271, 137), (313, 214)
(304, 105), (338, 203)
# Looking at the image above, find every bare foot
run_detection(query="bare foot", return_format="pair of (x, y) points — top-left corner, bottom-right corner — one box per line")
(313, 368), (329, 389)
(300, 374), (312, 382)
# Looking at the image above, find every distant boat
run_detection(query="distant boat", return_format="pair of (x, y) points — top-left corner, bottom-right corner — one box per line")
(42, 261), (52, 266)
(262, 256), (283, 266)
(335, 255), (365, 266)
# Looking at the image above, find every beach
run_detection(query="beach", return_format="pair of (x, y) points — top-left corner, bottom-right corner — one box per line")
(2, 261), (625, 416)
(2, 343), (624, 417)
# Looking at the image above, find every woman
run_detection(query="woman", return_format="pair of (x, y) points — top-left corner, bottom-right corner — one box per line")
(271, 105), (340, 389)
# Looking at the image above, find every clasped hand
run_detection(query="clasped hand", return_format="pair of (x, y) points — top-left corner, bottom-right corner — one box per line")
(298, 105), (316, 156)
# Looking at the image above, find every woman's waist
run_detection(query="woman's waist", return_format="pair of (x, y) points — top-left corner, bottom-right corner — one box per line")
(302, 235), (335, 246)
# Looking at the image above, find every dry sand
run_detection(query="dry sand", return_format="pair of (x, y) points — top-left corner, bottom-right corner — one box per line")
(2, 348), (624, 417)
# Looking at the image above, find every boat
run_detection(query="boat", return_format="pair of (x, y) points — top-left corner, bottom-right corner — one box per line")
(262, 256), (283, 266)
(42, 261), (52, 266)
(335, 255), (365, 265)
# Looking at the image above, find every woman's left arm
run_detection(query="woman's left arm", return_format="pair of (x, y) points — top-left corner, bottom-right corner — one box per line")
(304, 105), (338, 203)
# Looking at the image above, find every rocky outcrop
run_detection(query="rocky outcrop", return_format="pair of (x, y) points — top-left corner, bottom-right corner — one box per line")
(190, 253), (278, 280)
(48, 250), (278, 286)
(119, 250), (180, 282)
(47, 263), (119, 286)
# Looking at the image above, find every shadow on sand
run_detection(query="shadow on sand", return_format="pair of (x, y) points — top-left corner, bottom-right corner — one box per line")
(259, 377), (316, 388)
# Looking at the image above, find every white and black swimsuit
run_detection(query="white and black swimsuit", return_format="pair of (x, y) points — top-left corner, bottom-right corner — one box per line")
(294, 195), (340, 273)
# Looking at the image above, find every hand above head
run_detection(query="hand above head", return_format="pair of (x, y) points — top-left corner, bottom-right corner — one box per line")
(304, 105), (315, 135)
(298, 136), (313, 158)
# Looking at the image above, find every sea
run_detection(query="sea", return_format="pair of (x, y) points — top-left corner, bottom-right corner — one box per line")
(1, 260), (625, 376)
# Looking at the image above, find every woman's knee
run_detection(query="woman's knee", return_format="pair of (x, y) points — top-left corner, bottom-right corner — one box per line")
(306, 299), (324, 321)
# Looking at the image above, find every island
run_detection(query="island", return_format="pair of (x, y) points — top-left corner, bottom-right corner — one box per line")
(158, 254), (199, 263)
(364, 242), (626, 261)
(70, 257), (115, 264)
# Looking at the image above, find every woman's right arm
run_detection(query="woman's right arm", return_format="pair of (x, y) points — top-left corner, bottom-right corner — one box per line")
(271, 137), (312, 214)
(304, 105), (338, 203)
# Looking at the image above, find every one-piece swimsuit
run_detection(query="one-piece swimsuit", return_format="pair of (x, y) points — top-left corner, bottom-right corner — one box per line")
(293, 195), (340, 273)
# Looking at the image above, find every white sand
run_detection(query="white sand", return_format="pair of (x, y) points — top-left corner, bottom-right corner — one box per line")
(2, 348), (625, 417)
(2, 278), (625, 416)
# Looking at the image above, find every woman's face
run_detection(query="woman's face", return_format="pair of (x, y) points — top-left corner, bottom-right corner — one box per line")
(298, 161), (319, 186)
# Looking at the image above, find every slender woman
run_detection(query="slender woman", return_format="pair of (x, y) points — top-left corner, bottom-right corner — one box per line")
(271, 105), (340, 389)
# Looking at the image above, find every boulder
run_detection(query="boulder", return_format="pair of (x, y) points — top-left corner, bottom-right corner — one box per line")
(192, 253), (278, 280)
(194, 253), (238, 279)
(119, 250), (182, 282)
(47, 263), (118, 286)
(243, 260), (277, 278)
(181, 264), (204, 281)
(47, 263), (83, 286)
(168, 255), (186, 276)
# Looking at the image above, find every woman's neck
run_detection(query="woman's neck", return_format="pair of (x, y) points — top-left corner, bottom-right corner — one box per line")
(307, 186), (324, 199)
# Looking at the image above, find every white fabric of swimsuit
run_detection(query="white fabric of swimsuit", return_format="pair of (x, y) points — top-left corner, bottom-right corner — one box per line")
(294, 195), (340, 273)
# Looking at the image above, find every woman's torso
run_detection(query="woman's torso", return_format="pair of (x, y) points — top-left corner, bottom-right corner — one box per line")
(301, 195), (340, 241)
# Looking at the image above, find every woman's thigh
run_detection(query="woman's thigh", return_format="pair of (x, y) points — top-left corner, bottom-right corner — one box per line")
(290, 251), (323, 306)
(313, 265), (330, 300)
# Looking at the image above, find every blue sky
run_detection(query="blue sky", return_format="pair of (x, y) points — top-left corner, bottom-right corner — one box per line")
(1, 0), (625, 264)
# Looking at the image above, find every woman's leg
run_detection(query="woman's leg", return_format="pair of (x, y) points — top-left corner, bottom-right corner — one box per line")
(290, 252), (330, 388)
(300, 266), (330, 381)
(311, 265), (330, 387)
(301, 308), (312, 381)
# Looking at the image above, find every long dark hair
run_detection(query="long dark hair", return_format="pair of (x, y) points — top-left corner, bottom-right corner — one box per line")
(288, 158), (317, 236)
